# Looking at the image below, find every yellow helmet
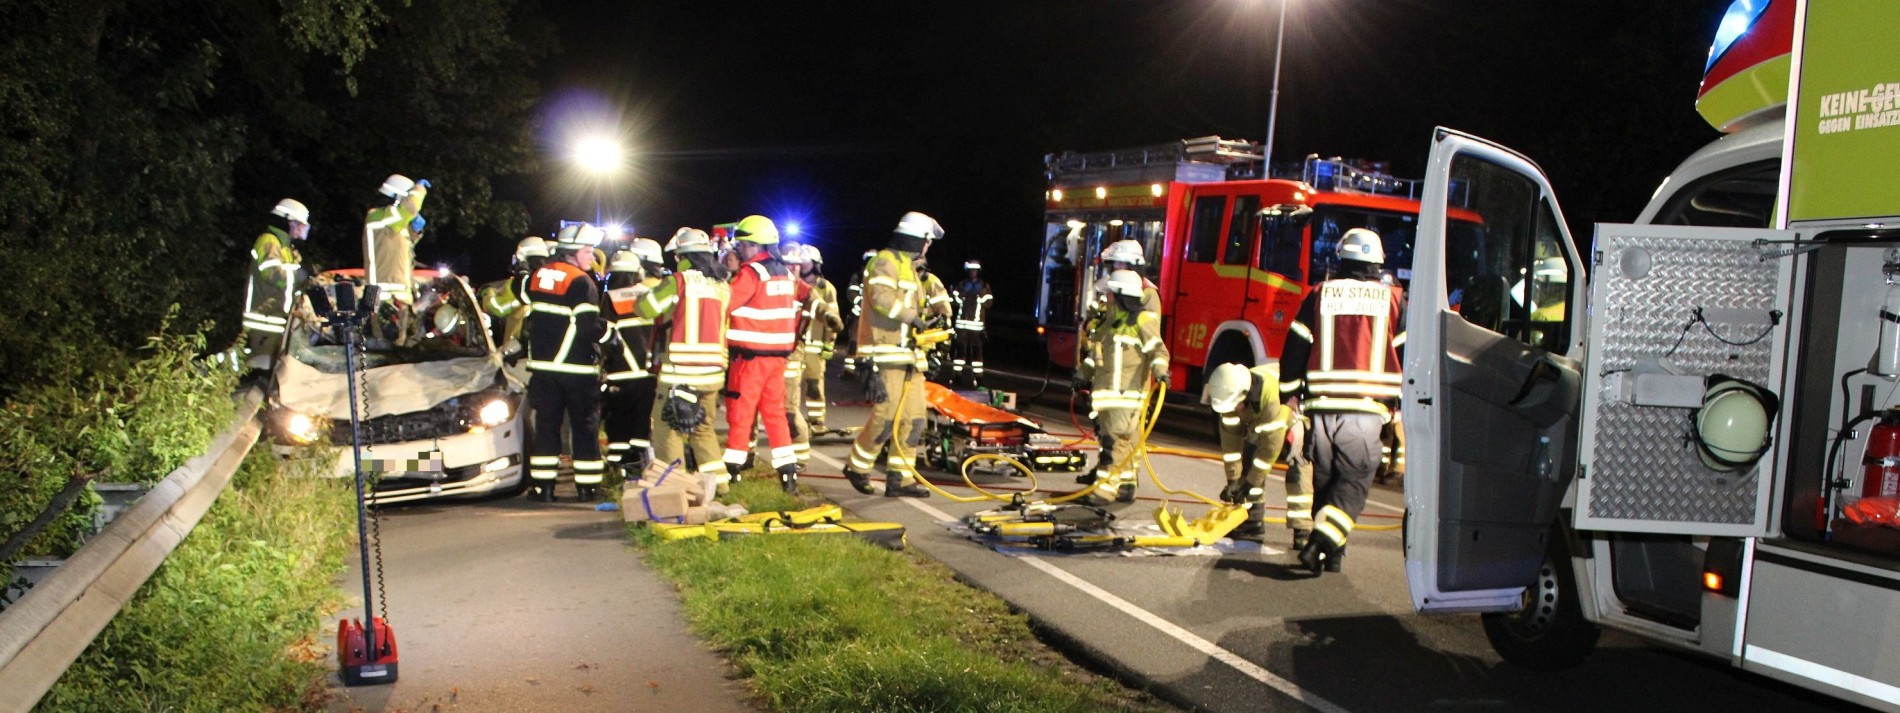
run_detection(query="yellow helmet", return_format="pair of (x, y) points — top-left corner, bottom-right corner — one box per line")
(734, 215), (780, 245)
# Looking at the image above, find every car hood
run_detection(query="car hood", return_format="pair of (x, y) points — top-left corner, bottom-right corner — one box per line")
(276, 354), (501, 420)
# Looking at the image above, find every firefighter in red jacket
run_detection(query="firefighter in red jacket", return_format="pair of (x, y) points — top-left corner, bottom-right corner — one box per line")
(525, 223), (607, 502)
(1278, 228), (1405, 575)
(721, 215), (810, 494)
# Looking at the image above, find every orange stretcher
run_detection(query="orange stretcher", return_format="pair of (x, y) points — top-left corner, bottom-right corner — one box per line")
(920, 383), (1087, 475)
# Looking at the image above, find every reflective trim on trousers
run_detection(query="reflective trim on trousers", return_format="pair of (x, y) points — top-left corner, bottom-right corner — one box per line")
(770, 446), (798, 468)
(723, 448), (749, 466)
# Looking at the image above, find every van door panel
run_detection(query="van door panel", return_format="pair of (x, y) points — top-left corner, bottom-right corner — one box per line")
(1744, 543), (1900, 711)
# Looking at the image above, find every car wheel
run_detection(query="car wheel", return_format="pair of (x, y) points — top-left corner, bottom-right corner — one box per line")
(1481, 529), (1601, 671)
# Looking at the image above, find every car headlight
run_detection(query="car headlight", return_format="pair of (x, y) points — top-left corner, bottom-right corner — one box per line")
(283, 412), (325, 444)
(477, 398), (512, 428)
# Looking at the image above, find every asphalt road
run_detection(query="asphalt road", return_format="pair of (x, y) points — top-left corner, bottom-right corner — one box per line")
(794, 365), (1876, 713)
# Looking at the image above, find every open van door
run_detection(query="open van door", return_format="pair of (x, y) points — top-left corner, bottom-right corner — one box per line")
(1403, 129), (1588, 614)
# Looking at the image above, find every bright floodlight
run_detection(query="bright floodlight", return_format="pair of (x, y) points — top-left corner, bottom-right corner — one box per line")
(573, 137), (623, 175)
(785, 222), (802, 237)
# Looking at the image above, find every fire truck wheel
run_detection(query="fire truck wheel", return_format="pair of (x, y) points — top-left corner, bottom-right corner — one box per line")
(1480, 527), (1600, 672)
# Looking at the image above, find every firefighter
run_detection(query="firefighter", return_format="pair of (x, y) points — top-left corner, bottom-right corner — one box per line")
(1074, 269), (1169, 504)
(773, 244), (818, 467)
(1279, 227), (1405, 575)
(841, 247), (877, 376)
(843, 212), (945, 498)
(363, 174), (429, 305)
(241, 198), (310, 372)
(949, 259), (992, 389)
(797, 244), (844, 433)
(524, 223), (607, 502)
(1202, 362), (1295, 539)
(917, 258), (954, 383)
(637, 228), (732, 488)
(601, 241), (664, 478)
(477, 236), (549, 357)
(719, 215), (808, 494)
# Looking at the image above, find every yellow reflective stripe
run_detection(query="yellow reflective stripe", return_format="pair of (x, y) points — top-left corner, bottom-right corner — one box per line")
(1289, 322), (1313, 342)
(1252, 420), (1287, 434)
(1308, 383), (1403, 398)
(867, 276), (898, 288)
(527, 360), (599, 374)
(1319, 505), (1355, 532)
(1392, 332), (1407, 349)
(1312, 369), (1403, 384)
(1315, 522), (1348, 546)
(1222, 452), (1243, 463)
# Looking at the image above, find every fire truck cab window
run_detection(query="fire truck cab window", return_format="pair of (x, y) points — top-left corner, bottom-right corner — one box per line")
(1223, 195), (1260, 265)
(1185, 196), (1227, 263)
(1655, 159), (1779, 229)
(1258, 206), (1310, 280)
(1308, 207), (1420, 287)
(1442, 155), (1572, 355)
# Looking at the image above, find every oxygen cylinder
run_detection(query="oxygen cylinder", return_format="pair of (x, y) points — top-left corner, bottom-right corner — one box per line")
(1877, 284), (1900, 378)
(1860, 409), (1900, 501)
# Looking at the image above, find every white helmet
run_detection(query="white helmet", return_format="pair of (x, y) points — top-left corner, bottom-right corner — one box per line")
(514, 236), (550, 262)
(668, 227), (714, 255)
(1102, 269), (1146, 298)
(379, 174), (416, 199)
(1100, 239), (1146, 267)
(801, 244), (825, 265)
(608, 250), (642, 273)
(779, 243), (810, 265)
(1202, 363), (1251, 414)
(629, 237), (664, 265)
(1695, 377), (1777, 472)
(555, 223), (604, 250)
(1338, 228), (1385, 264)
(271, 198), (310, 224)
(894, 211), (945, 240)
(861, 249), (877, 261)
(431, 306), (463, 335)
(964, 260), (982, 271)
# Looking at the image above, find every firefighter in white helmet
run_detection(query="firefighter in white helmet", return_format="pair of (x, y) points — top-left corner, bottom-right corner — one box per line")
(1075, 269), (1169, 503)
(240, 198), (310, 372)
(601, 244), (663, 477)
(363, 174), (430, 304)
(1203, 362), (1297, 539)
(477, 236), (550, 357)
(949, 259), (993, 389)
(637, 228), (732, 488)
(1278, 227), (1405, 575)
(524, 223), (606, 501)
(843, 212), (945, 498)
(796, 244), (845, 434)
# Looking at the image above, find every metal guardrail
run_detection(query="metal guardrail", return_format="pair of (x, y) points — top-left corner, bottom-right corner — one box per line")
(0, 389), (262, 713)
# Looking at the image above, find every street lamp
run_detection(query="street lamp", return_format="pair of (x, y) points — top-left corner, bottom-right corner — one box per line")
(1262, 0), (1289, 178)
(572, 135), (624, 224)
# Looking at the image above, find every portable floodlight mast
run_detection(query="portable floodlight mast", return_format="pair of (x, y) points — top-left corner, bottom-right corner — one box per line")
(305, 281), (401, 685)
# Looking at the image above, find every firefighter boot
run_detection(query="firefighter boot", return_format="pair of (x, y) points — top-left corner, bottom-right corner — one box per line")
(1291, 530), (1311, 551)
(777, 464), (800, 495)
(1298, 538), (1326, 576)
(577, 484), (600, 502)
(529, 481), (557, 503)
(884, 473), (931, 498)
(1116, 483), (1137, 504)
(1230, 507), (1268, 539)
(1325, 546), (1346, 573)
(844, 468), (876, 495)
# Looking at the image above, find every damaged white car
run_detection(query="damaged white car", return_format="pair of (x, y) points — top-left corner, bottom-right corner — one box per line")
(265, 269), (527, 504)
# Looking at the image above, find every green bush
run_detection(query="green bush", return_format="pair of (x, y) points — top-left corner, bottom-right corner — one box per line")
(0, 318), (236, 564)
(36, 447), (354, 713)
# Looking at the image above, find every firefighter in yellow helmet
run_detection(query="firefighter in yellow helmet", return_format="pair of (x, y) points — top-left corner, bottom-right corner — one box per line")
(637, 228), (733, 488)
(364, 174), (429, 304)
(1202, 362), (1296, 539)
(843, 212), (944, 498)
(797, 244), (845, 434)
(720, 215), (809, 494)
(1075, 269), (1169, 504)
(241, 198), (310, 372)
(1278, 227), (1405, 575)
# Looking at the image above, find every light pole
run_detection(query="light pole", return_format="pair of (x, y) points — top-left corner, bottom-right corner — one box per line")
(1263, 0), (1288, 178)
(572, 136), (623, 224)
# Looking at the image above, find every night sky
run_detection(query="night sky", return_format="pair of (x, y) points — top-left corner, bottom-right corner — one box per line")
(476, 1), (1736, 321)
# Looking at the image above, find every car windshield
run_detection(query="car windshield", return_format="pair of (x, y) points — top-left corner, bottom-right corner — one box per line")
(287, 276), (491, 373)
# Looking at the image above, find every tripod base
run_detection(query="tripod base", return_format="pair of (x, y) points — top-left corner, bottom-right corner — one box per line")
(338, 616), (400, 686)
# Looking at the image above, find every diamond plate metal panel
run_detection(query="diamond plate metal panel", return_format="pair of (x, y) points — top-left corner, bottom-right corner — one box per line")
(1583, 233), (1783, 525)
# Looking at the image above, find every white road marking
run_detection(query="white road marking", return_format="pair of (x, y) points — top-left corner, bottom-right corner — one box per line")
(816, 441), (1350, 713)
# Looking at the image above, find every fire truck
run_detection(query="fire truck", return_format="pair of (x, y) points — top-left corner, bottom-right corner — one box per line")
(1403, 1), (1900, 709)
(1035, 138), (1484, 390)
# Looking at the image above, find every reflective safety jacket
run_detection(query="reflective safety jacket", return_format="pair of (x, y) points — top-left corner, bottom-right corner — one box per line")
(477, 273), (532, 347)
(1279, 278), (1405, 418)
(853, 248), (928, 368)
(1216, 364), (1294, 482)
(638, 267), (731, 389)
(727, 253), (806, 357)
(243, 227), (301, 334)
(525, 261), (603, 375)
(922, 272), (953, 322)
(603, 275), (662, 381)
(1078, 291), (1168, 413)
(800, 276), (844, 358)
(951, 277), (992, 331)
(363, 185), (429, 303)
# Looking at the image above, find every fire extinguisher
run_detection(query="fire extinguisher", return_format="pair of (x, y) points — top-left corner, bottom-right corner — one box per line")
(1862, 409), (1900, 502)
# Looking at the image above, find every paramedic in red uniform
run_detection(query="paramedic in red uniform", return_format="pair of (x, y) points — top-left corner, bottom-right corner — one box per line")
(1278, 228), (1405, 575)
(720, 215), (811, 493)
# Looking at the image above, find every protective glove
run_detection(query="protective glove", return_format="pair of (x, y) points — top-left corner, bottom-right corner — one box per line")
(858, 360), (888, 403)
(661, 387), (708, 431)
(410, 215), (427, 233)
(1154, 368), (1170, 387)
(417, 179), (433, 189)
(1219, 480), (1244, 505)
(820, 346), (835, 361)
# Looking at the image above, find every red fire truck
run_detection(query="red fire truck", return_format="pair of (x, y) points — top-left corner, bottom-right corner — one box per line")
(1035, 137), (1484, 391)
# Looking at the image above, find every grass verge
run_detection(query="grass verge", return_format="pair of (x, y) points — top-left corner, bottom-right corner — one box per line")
(37, 447), (354, 712)
(632, 479), (1165, 713)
